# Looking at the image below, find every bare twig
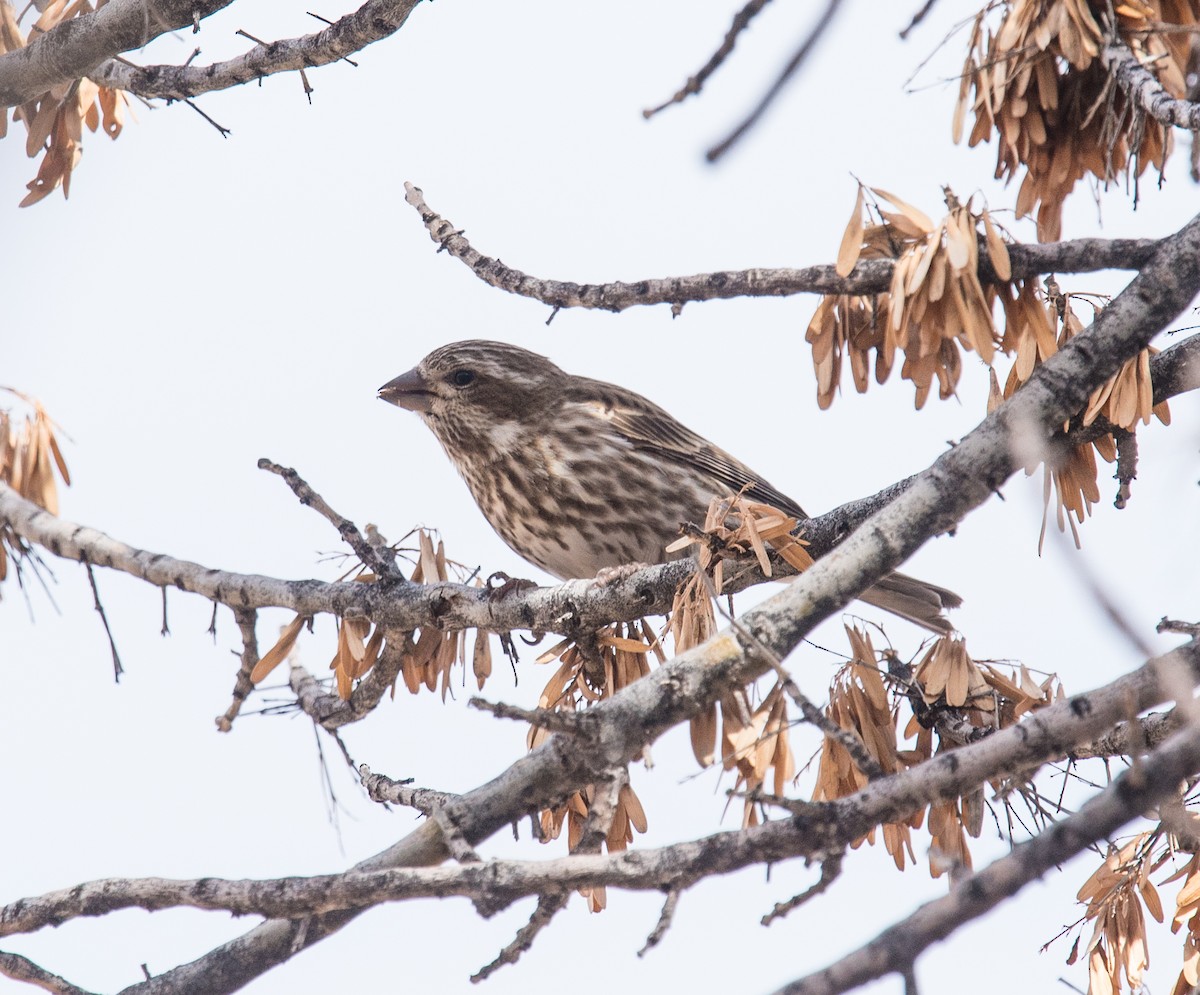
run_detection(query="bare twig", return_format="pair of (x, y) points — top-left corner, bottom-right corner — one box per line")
(87, 0), (424, 101)
(471, 892), (569, 982)
(899, 0), (939, 40)
(1112, 427), (1139, 509)
(706, 0), (847, 162)
(637, 889), (680, 956)
(404, 181), (1161, 312)
(216, 607), (259, 732)
(469, 696), (595, 736)
(0, 950), (95, 995)
(258, 459), (404, 582)
(761, 853), (844, 926)
(643, 0), (773, 118)
(83, 560), (123, 682)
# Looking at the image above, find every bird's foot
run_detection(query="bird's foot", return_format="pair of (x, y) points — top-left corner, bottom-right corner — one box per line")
(486, 571), (539, 602)
(589, 562), (652, 588)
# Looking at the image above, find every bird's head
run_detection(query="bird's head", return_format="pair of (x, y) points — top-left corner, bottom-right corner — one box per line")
(378, 340), (566, 451)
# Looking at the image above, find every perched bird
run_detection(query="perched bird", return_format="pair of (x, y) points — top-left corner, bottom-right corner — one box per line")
(379, 340), (959, 632)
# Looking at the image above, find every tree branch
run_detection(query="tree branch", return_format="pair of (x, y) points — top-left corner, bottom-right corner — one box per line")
(1102, 39), (1200, 132)
(0, 950), (95, 995)
(89, 0), (425, 100)
(3, 640), (1196, 941)
(642, 0), (773, 119)
(0, 0), (236, 107)
(403, 182), (1160, 312)
(775, 717), (1200, 995)
(7, 211), (1199, 995)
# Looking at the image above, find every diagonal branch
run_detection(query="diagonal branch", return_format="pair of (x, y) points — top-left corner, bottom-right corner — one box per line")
(403, 182), (1161, 313)
(3, 639), (1197, 939)
(0, 0), (236, 107)
(774, 717), (1200, 995)
(100, 210), (1200, 994)
(90, 0), (425, 100)
(1102, 39), (1200, 132)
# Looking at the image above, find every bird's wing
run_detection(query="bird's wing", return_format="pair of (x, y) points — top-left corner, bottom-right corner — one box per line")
(574, 384), (809, 519)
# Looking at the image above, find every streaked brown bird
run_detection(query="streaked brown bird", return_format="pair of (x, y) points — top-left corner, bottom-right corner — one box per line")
(379, 340), (959, 632)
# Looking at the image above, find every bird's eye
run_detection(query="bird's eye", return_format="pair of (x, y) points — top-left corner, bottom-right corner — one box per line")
(450, 369), (476, 388)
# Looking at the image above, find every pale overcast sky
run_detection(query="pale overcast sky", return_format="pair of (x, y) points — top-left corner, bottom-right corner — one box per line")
(3, 1), (1199, 993)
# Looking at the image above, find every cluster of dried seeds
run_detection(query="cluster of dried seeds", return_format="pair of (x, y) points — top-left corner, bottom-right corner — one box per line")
(1, 0), (130, 207)
(955, 0), (1198, 241)
(989, 283), (1170, 548)
(810, 187), (1034, 409)
(250, 531), (486, 700)
(0, 388), (71, 582)
(813, 626), (1062, 877)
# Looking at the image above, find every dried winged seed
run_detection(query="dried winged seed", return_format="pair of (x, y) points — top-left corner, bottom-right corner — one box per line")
(857, 661), (889, 712)
(250, 614), (309, 683)
(741, 511), (772, 576)
(472, 630), (492, 689)
(836, 186), (865, 277)
(535, 636), (574, 665)
(982, 211), (1012, 281)
(1136, 348), (1153, 426)
(905, 240), (938, 298)
(945, 653), (969, 708)
(598, 635), (652, 654)
(98, 86), (125, 138)
(417, 531), (438, 585)
(335, 661), (352, 699)
(871, 187), (934, 232)
(879, 209), (931, 241)
(360, 626), (384, 676)
(663, 534), (696, 554)
(1082, 373), (1115, 426)
(1183, 939), (1200, 984)
(889, 253), (916, 332)
(342, 617), (369, 665)
(944, 216), (972, 271)
(1177, 869), (1200, 910)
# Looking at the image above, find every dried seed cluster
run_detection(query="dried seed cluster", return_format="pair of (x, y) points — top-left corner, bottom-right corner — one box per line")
(251, 530), (486, 700)
(956, 0), (1198, 241)
(988, 283), (1170, 548)
(1, 0), (129, 207)
(813, 626), (1062, 876)
(0, 388), (71, 583)
(809, 187), (1026, 410)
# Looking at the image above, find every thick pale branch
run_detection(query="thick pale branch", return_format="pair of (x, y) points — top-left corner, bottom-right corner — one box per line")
(90, 0), (424, 100)
(1102, 39), (1200, 131)
(115, 211), (1200, 993)
(10, 213), (1198, 994)
(777, 717), (1200, 995)
(403, 182), (1160, 312)
(0, 950), (94, 995)
(0, 0), (235, 107)
(3, 640), (1197, 938)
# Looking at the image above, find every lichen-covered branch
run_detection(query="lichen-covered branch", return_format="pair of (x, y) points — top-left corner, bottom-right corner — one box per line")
(1102, 39), (1200, 132)
(90, 0), (425, 100)
(0, 0), (236, 107)
(2, 639), (1196, 945)
(403, 181), (1160, 313)
(93, 209), (1200, 995)
(776, 716), (1200, 995)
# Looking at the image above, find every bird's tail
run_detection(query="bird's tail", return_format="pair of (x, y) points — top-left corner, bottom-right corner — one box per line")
(859, 571), (962, 634)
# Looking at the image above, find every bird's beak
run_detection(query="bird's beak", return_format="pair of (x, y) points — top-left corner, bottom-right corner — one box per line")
(378, 368), (433, 413)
